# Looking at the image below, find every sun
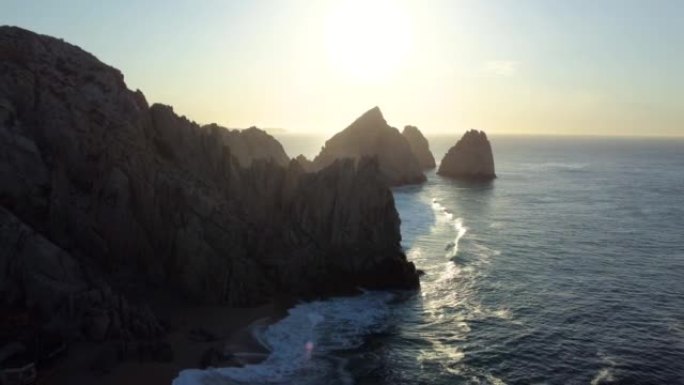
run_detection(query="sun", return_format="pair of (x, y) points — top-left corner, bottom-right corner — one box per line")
(325, 0), (414, 83)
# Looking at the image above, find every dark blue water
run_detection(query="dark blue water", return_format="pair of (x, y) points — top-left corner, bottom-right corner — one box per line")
(176, 136), (684, 385)
(376, 136), (684, 385)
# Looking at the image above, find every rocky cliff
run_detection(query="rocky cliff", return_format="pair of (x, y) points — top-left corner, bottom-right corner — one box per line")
(294, 154), (315, 171)
(311, 107), (426, 186)
(0, 27), (418, 340)
(437, 130), (496, 180)
(217, 125), (290, 167)
(402, 125), (436, 169)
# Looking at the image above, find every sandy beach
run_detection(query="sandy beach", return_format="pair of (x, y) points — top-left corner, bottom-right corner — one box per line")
(41, 297), (291, 385)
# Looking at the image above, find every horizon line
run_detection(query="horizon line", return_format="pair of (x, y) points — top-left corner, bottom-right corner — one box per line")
(266, 129), (684, 139)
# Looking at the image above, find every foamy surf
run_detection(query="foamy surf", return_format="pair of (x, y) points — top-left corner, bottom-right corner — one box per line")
(408, 196), (514, 384)
(431, 198), (468, 258)
(173, 291), (396, 385)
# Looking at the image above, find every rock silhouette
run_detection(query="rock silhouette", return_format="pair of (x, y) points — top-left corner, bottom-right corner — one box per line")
(220, 125), (290, 167)
(402, 125), (436, 169)
(438, 130), (496, 180)
(294, 154), (314, 171)
(0, 27), (419, 339)
(312, 107), (426, 186)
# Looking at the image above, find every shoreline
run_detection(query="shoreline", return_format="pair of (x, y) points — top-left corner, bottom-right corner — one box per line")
(43, 298), (292, 385)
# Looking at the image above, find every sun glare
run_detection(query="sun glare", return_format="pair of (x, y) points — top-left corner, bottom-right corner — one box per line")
(325, 0), (414, 83)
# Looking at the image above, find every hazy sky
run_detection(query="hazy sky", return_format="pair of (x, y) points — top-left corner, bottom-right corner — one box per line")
(3, 0), (683, 136)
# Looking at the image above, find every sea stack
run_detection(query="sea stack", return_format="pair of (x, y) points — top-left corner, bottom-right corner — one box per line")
(312, 107), (426, 186)
(438, 130), (496, 180)
(0, 27), (419, 340)
(402, 125), (436, 169)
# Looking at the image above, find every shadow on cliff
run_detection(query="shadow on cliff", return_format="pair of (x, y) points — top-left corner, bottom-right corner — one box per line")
(0, 26), (420, 345)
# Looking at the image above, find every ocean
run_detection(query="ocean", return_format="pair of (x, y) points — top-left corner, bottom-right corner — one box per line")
(175, 135), (684, 385)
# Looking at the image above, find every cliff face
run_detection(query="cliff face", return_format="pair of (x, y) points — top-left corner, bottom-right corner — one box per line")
(437, 130), (496, 180)
(0, 27), (418, 338)
(402, 125), (436, 169)
(0, 207), (163, 340)
(312, 107), (426, 186)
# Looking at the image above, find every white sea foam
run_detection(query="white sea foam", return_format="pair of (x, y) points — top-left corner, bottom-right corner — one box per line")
(436, 260), (462, 283)
(451, 218), (468, 257)
(484, 372), (509, 385)
(590, 353), (618, 385)
(416, 197), (519, 384)
(173, 291), (395, 385)
(491, 308), (512, 320)
(431, 198), (468, 258)
(590, 368), (615, 385)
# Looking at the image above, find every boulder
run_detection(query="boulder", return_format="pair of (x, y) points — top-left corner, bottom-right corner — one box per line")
(311, 107), (426, 186)
(402, 125), (436, 169)
(437, 130), (496, 180)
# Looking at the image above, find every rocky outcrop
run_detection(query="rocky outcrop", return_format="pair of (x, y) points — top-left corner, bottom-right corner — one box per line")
(294, 154), (314, 172)
(437, 130), (496, 180)
(0, 27), (418, 339)
(215, 125), (289, 167)
(402, 125), (435, 169)
(311, 107), (426, 186)
(147, 109), (288, 168)
(0, 207), (163, 340)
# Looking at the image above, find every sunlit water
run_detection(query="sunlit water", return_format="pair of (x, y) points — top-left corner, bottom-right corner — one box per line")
(175, 136), (684, 385)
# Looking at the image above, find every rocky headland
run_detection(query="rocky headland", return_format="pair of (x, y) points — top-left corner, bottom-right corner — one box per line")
(311, 107), (426, 186)
(402, 125), (436, 169)
(213, 125), (290, 167)
(437, 129), (496, 180)
(0, 25), (419, 352)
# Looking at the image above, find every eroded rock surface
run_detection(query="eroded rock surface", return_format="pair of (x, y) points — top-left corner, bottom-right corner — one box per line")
(217, 125), (289, 167)
(311, 107), (426, 186)
(402, 125), (435, 169)
(0, 27), (418, 339)
(437, 130), (496, 180)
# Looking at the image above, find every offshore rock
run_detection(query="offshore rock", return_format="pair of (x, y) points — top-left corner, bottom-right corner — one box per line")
(312, 107), (426, 186)
(402, 125), (436, 169)
(437, 130), (496, 180)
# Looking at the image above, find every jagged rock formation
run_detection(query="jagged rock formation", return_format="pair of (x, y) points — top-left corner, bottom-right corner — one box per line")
(294, 154), (314, 172)
(0, 207), (164, 340)
(0, 27), (418, 339)
(311, 107), (426, 186)
(402, 125), (435, 169)
(217, 125), (289, 167)
(437, 130), (496, 180)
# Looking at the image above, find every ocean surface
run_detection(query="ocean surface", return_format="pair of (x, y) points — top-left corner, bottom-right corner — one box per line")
(176, 135), (684, 385)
